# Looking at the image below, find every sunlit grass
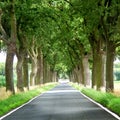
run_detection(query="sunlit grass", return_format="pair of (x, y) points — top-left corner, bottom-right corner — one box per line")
(108, 98), (120, 116)
(81, 88), (115, 107)
(71, 83), (120, 116)
(0, 83), (57, 116)
(81, 88), (120, 116)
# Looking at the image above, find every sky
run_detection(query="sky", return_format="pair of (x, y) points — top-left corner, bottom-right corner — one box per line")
(0, 52), (17, 63)
(0, 52), (119, 63)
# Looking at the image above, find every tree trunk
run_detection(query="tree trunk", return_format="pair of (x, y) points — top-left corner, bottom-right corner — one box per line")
(70, 70), (77, 83)
(96, 52), (103, 90)
(47, 64), (51, 83)
(52, 71), (57, 82)
(30, 58), (37, 86)
(16, 52), (24, 92)
(92, 46), (104, 90)
(49, 69), (53, 83)
(23, 54), (29, 89)
(43, 59), (47, 84)
(74, 67), (80, 83)
(5, 0), (17, 94)
(92, 49), (97, 88)
(36, 49), (43, 85)
(106, 41), (115, 92)
(5, 43), (15, 94)
(82, 55), (91, 86)
(89, 33), (105, 90)
(80, 59), (85, 85)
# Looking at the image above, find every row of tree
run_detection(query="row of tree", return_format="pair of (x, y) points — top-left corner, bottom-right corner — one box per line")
(0, 0), (120, 94)
(0, 0), (59, 94)
(68, 0), (120, 92)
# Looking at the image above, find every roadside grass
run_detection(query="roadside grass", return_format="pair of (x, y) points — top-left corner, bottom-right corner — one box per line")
(0, 83), (57, 117)
(71, 83), (120, 116)
(82, 88), (115, 106)
(70, 82), (83, 91)
(82, 88), (120, 116)
(108, 98), (120, 115)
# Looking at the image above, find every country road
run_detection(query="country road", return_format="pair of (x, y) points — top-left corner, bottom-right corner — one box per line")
(1, 84), (119, 120)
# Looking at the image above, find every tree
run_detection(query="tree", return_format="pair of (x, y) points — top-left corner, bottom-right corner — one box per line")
(0, 0), (17, 94)
(100, 0), (120, 92)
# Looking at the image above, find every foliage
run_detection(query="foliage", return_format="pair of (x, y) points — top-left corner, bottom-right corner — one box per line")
(0, 83), (57, 116)
(1, 0), (120, 93)
(0, 63), (5, 75)
(0, 75), (5, 87)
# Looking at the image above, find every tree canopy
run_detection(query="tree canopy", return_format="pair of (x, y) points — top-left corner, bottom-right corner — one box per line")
(0, 0), (120, 93)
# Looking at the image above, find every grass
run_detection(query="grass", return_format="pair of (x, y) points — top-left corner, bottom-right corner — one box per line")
(71, 83), (120, 116)
(108, 98), (120, 115)
(81, 88), (115, 107)
(0, 83), (57, 117)
(81, 88), (120, 116)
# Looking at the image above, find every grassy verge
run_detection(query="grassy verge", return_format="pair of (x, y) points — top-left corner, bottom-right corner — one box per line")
(71, 83), (120, 116)
(70, 82), (83, 91)
(0, 83), (57, 117)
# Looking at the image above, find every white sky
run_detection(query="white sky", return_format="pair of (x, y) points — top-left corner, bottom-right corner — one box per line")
(0, 52), (120, 63)
(0, 52), (17, 63)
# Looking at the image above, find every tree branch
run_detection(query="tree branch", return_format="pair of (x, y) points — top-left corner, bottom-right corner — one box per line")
(116, 42), (120, 48)
(0, 9), (8, 43)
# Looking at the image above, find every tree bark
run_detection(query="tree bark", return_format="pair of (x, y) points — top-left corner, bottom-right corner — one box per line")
(89, 34), (105, 90)
(36, 49), (43, 85)
(92, 47), (105, 90)
(16, 51), (24, 92)
(23, 54), (29, 89)
(70, 70), (77, 83)
(74, 67), (81, 83)
(106, 41), (115, 92)
(5, 0), (17, 94)
(82, 55), (91, 86)
(43, 59), (47, 84)
(52, 71), (57, 82)
(80, 59), (85, 85)
(5, 43), (15, 94)
(30, 58), (38, 86)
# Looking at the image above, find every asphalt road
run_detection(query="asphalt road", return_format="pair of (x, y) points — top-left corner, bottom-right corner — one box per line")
(1, 84), (119, 120)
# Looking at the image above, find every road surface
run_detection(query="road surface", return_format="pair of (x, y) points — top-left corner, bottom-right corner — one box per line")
(1, 84), (119, 120)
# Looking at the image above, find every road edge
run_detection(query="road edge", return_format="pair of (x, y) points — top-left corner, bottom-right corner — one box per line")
(0, 92), (45, 120)
(80, 91), (120, 120)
